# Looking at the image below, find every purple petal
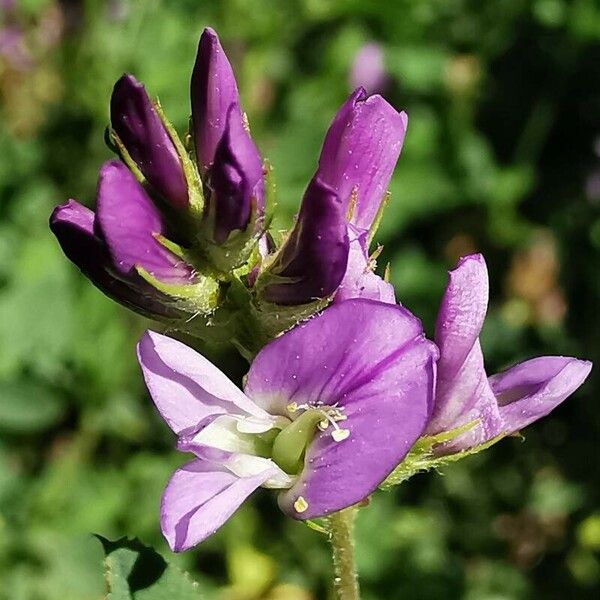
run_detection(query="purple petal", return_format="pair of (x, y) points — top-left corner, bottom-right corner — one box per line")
(426, 340), (503, 451)
(95, 160), (194, 284)
(210, 103), (264, 244)
(50, 200), (183, 319)
(137, 330), (270, 435)
(160, 458), (275, 551)
(191, 27), (240, 170)
(349, 42), (388, 95)
(334, 225), (395, 304)
(434, 254), (489, 382)
(262, 177), (349, 305)
(317, 88), (407, 231)
(491, 356), (592, 434)
(245, 299), (438, 518)
(426, 254), (502, 444)
(110, 74), (189, 209)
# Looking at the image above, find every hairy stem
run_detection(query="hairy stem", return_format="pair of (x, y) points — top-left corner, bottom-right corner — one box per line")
(327, 507), (360, 600)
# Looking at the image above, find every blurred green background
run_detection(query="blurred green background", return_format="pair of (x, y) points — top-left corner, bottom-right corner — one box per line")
(1, 0), (599, 598)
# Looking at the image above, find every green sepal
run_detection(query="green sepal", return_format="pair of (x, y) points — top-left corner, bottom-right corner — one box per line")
(305, 519), (329, 535)
(135, 266), (221, 314)
(108, 128), (146, 184)
(194, 196), (264, 275)
(251, 292), (331, 342)
(367, 191), (391, 246)
(193, 159), (275, 275)
(153, 99), (204, 216)
(263, 159), (277, 234)
(379, 420), (507, 490)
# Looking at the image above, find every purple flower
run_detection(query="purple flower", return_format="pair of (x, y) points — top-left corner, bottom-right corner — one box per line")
(262, 178), (349, 305)
(426, 254), (592, 453)
(137, 299), (438, 551)
(350, 42), (388, 95)
(50, 160), (203, 318)
(318, 87), (407, 232)
(209, 103), (264, 244)
(50, 199), (184, 319)
(110, 74), (189, 210)
(259, 89), (406, 305)
(190, 27), (265, 244)
(190, 27), (240, 171)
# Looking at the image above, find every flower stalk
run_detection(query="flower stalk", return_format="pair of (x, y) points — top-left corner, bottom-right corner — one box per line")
(328, 507), (360, 600)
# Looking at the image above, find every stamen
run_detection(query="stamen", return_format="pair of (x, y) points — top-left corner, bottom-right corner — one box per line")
(294, 496), (309, 513)
(286, 402), (298, 413)
(331, 428), (350, 442)
(317, 419), (330, 431)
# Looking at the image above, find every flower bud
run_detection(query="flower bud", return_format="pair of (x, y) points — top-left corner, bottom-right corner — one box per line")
(261, 178), (349, 305)
(191, 27), (240, 171)
(209, 103), (264, 244)
(50, 200), (186, 320)
(318, 87), (407, 231)
(110, 74), (189, 210)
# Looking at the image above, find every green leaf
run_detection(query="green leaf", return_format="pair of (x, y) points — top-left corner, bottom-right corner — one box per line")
(96, 536), (202, 600)
(0, 380), (65, 433)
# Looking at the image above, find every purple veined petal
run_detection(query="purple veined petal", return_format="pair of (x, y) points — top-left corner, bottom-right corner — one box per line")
(137, 330), (271, 435)
(160, 458), (277, 551)
(210, 103), (264, 243)
(349, 42), (388, 95)
(245, 299), (438, 518)
(191, 27), (241, 170)
(426, 339), (503, 452)
(425, 254), (502, 446)
(334, 225), (395, 304)
(317, 88), (407, 231)
(491, 356), (592, 435)
(50, 200), (184, 319)
(110, 74), (189, 210)
(435, 254), (489, 382)
(95, 160), (194, 284)
(262, 177), (349, 305)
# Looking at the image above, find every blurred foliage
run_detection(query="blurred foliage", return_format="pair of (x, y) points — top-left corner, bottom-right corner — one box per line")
(0, 0), (599, 598)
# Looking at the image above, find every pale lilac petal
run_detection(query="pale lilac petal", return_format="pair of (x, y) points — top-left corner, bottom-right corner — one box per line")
(246, 299), (438, 518)
(137, 331), (270, 435)
(426, 340), (503, 451)
(317, 88), (407, 230)
(95, 160), (193, 284)
(426, 254), (502, 444)
(160, 458), (276, 551)
(434, 254), (488, 380)
(491, 356), (592, 434)
(334, 226), (395, 304)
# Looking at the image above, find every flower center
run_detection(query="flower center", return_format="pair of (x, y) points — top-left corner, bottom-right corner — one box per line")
(270, 403), (349, 475)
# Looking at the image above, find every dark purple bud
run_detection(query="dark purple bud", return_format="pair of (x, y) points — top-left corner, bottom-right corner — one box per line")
(190, 27), (240, 170)
(50, 200), (184, 320)
(110, 74), (189, 210)
(317, 88), (407, 231)
(210, 104), (264, 244)
(94, 160), (194, 284)
(263, 178), (349, 305)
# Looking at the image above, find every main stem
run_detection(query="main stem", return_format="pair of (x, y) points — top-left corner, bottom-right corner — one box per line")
(328, 507), (360, 600)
